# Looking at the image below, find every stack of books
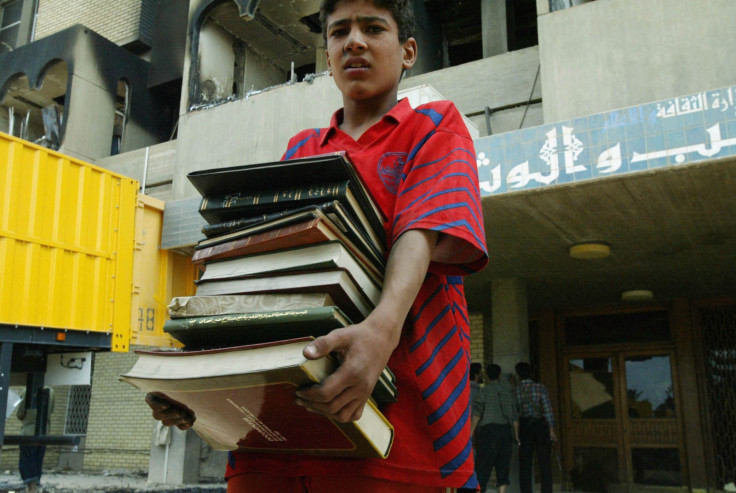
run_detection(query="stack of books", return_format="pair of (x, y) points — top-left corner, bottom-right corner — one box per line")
(122, 153), (396, 458)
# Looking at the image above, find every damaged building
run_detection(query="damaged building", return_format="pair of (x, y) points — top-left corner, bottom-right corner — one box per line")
(1, 0), (735, 491)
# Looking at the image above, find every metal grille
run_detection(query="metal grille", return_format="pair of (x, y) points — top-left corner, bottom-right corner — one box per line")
(64, 385), (91, 435)
(699, 304), (736, 488)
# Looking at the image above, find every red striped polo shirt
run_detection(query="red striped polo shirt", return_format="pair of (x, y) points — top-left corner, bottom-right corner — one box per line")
(226, 98), (488, 489)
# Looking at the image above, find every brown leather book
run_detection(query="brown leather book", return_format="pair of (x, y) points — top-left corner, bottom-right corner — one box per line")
(121, 338), (394, 458)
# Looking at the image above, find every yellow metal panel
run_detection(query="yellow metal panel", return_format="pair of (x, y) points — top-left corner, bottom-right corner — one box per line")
(130, 195), (197, 348)
(0, 132), (138, 351)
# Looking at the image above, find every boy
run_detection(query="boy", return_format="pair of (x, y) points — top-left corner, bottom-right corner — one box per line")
(148, 1), (488, 491)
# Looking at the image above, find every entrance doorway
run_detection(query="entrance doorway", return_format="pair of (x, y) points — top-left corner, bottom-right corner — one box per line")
(559, 311), (686, 492)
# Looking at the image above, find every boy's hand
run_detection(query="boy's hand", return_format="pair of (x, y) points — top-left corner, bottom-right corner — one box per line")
(295, 315), (397, 422)
(145, 393), (195, 430)
(294, 229), (438, 423)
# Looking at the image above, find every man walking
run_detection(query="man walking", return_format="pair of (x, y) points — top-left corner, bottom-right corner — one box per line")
(471, 364), (519, 493)
(514, 362), (556, 493)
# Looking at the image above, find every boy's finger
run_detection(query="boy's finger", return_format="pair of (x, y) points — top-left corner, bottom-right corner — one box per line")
(145, 393), (170, 410)
(303, 328), (350, 360)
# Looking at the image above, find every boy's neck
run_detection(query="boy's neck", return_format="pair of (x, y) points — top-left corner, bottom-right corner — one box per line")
(339, 93), (399, 140)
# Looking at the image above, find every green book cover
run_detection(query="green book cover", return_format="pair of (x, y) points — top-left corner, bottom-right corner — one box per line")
(164, 305), (352, 349)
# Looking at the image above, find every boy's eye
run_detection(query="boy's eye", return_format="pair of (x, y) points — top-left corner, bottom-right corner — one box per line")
(366, 25), (385, 33)
(330, 28), (348, 37)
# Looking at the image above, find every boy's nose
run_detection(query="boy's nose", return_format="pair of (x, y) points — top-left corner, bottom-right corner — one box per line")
(344, 30), (367, 52)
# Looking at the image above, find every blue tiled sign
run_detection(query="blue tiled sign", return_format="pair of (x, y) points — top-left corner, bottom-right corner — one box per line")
(474, 86), (736, 196)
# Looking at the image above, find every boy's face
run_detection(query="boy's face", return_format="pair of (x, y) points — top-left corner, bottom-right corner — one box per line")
(325, 0), (417, 104)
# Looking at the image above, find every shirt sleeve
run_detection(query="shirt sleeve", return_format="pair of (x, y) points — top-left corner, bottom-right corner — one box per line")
(502, 388), (518, 423)
(391, 105), (488, 276)
(472, 389), (485, 418)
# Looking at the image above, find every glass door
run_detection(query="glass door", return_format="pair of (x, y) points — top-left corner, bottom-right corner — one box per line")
(563, 350), (685, 492)
(622, 353), (682, 487)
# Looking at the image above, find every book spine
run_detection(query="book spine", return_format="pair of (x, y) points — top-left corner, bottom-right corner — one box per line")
(163, 307), (338, 332)
(201, 182), (349, 220)
(192, 218), (322, 264)
(201, 208), (313, 238)
(201, 217), (265, 238)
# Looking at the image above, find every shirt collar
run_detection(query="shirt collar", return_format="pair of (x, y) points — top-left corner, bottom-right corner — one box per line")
(319, 98), (413, 147)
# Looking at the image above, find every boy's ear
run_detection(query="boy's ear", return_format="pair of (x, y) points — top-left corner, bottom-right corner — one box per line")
(402, 37), (418, 70)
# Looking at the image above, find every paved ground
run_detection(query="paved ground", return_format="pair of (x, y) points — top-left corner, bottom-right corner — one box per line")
(0, 471), (226, 493)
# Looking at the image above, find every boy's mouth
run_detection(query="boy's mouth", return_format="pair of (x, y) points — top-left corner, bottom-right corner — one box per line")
(344, 57), (370, 71)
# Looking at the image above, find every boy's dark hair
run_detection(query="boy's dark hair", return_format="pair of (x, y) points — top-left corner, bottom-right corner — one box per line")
(319, 0), (416, 42)
(470, 363), (483, 380)
(515, 362), (532, 380)
(486, 364), (501, 381)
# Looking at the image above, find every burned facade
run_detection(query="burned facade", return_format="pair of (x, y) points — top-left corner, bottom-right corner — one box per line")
(0, 0), (735, 491)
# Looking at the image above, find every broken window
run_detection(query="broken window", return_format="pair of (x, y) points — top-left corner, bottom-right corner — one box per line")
(190, 0), (322, 109)
(0, 0), (22, 52)
(0, 59), (68, 149)
(425, 0), (538, 67)
(111, 79), (129, 156)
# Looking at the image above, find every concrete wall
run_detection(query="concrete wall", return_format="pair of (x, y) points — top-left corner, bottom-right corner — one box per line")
(401, 46), (543, 136)
(538, 0), (736, 122)
(198, 21), (237, 102)
(61, 73), (116, 161)
(94, 140), (177, 201)
(35, 0), (143, 45)
(172, 73), (343, 199)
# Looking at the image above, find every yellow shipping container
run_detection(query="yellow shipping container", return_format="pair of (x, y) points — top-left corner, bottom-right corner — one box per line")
(131, 195), (197, 348)
(0, 132), (195, 352)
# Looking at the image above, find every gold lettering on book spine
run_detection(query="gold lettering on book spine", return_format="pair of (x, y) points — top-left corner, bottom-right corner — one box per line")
(182, 310), (311, 328)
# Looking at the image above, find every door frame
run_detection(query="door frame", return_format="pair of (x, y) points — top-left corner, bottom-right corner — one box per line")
(561, 346), (687, 489)
(553, 304), (693, 491)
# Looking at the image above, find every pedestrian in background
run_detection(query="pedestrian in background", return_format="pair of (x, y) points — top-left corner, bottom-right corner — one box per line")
(17, 386), (54, 493)
(471, 364), (519, 493)
(515, 362), (556, 493)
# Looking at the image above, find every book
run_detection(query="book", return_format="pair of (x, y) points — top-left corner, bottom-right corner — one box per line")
(201, 209), (305, 238)
(163, 305), (352, 348)
(193, 211), (385, 276)
(194, 268), (377, 322)
(187, 153), (386, 246)
(198, 181), (385, 252)
(373, 367), (398, 404)
(194, 201), (385, 270)
(120, 338), (394, 458)
(168, 293), (335, 318)
(199, 241), (382, 299)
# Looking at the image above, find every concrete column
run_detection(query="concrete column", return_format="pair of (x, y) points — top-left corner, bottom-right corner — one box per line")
(491, 278), (529, 493)
(482, 0), (508, 58)
(148, 423), (201, 484)
(60, 75), (116, 162)
(491, 278), (529, 373)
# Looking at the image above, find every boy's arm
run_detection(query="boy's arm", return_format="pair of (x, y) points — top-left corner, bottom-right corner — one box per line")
(295, 228), (438, 423)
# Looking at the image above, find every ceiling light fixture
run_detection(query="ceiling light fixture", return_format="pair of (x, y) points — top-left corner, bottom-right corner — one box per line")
(569, 242), (611, 259)
(621, 290), (654, 302)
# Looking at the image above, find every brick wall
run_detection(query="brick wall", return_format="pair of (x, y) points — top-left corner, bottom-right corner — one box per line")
(469, 312), (488, 366)
(34, 0), (143, 44)
(81, 350), (153, 473)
